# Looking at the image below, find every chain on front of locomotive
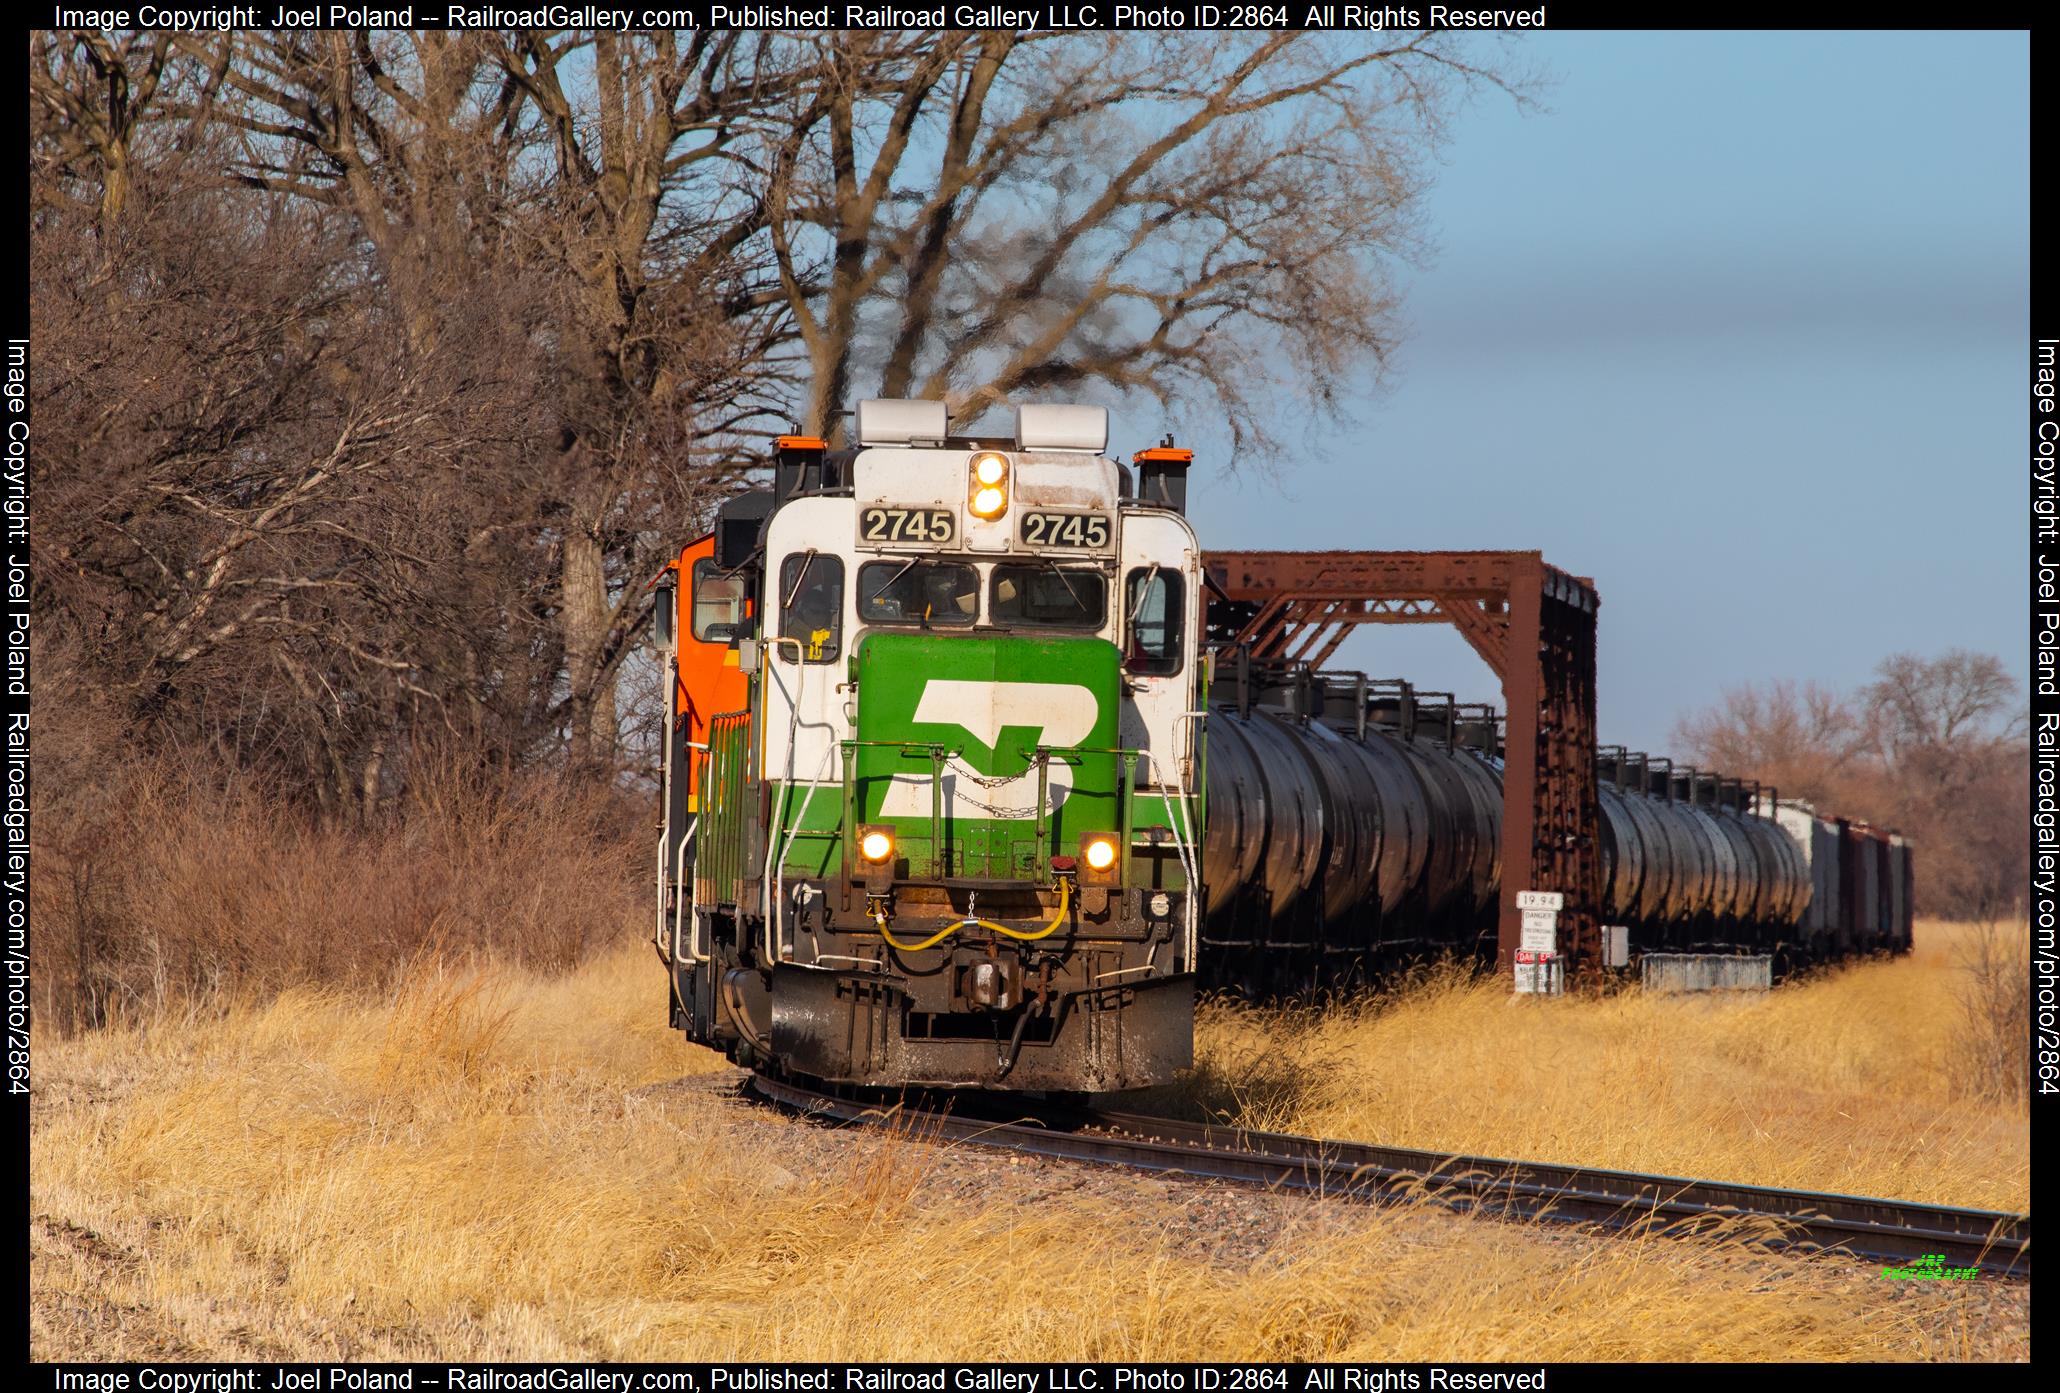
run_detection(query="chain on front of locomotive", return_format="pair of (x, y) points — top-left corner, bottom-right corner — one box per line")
(650, 399), (1208, 1092)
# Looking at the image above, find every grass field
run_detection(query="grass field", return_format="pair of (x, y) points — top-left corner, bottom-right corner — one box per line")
(30, 925), (2029, 1361)
(1156, 920), (2031, 1212)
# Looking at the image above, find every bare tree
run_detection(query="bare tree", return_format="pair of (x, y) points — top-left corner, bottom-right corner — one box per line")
(487, 31), (805, 764)
(753, 31), (1508, 452)
(1861, 651), (2025, 921)
(30, 171), (507, 811)
(1862, 649), (2019, 774)
(1671, 679), (1866, 808)
(33, 26), (1515, 792)
(29, 30), (219, 233)
(180, 30), (805, 766)
(30, 37), (577, 812)
(1672, 652), (2026, 921)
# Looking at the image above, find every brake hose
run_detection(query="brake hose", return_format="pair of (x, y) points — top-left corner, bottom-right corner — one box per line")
(873, 877), (1072, 952)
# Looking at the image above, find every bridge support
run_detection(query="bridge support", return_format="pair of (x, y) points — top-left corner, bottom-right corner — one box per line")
(1202, 550), (1602, 976)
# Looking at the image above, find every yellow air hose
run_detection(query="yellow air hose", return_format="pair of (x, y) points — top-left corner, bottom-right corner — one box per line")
(874, 877), (1072, 952)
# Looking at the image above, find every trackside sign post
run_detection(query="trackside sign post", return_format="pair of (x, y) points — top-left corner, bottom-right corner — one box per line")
(1513, 891), (1563, 994)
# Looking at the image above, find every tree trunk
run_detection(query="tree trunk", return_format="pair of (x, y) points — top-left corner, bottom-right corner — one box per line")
(559, 494), (618, 770)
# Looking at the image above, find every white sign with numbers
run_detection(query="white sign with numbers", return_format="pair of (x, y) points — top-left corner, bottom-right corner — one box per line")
(1515, 890), (1564, 911)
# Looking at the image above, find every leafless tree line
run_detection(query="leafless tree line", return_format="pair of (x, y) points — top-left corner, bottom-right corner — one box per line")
(30, 27), (1513, 811)
(1673, 650), (2026, 920)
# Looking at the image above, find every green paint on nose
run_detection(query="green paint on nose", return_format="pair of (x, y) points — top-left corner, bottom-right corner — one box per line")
(853, 633), (1122, 876)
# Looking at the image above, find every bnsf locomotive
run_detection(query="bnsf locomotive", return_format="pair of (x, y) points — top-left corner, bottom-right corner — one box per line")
(651, 400), (1912, 1093)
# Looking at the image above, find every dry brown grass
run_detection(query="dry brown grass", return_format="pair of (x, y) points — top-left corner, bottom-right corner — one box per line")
(1943, 919), (2032, 1109)
(33, 750), (644, 1033)
(32, 941), (2026, 1362)
(1152, 920), (2029, 1212)
(27, 751), (2028, 1360)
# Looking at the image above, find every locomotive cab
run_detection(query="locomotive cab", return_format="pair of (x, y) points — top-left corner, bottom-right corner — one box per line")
(656, 400), (1206, 1091)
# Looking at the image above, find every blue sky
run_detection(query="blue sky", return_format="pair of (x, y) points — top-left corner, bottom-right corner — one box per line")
(1166, 30), (2029, 752)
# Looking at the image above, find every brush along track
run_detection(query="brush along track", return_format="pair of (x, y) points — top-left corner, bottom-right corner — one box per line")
(748, 1073), (2030, 1279)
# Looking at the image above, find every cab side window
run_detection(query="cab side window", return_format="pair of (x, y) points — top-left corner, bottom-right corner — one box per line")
(691, 557), (751, 642)
(778, 552), (844, 662)
(1123, 566), (1182, 676)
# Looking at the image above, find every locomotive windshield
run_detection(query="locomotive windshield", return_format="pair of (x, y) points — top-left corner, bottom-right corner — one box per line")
(858, 559), (978, 627)
(990, 563), (1107, 630)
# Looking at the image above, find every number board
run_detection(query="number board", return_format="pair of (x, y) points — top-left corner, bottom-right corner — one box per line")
(1019, 510), (1112, 551)
(857, 506), (955, 548)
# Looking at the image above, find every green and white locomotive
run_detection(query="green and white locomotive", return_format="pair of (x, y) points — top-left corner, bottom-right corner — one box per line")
(654, 400), (1206, 1091)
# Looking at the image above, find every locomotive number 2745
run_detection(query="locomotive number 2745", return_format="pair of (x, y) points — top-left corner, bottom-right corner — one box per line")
(1020, 510), (1112, 550)
(858, 506), (956, 546)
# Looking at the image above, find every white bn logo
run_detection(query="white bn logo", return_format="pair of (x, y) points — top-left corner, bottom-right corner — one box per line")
(880, 679), (1101, 818)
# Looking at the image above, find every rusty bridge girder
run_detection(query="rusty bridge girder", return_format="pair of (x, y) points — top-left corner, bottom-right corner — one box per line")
(1203, 550), (1602, 977)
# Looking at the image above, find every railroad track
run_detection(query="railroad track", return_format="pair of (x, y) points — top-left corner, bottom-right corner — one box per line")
(748, 1073), (2031, 1279)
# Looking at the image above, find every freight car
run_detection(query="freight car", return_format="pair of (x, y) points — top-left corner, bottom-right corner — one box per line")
(651, 400), (1911, 1093)
(1199, 665), (1913, 989)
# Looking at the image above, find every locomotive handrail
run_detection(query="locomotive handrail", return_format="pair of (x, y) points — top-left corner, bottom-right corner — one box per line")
(1120, 750), (1134, 888)
(1027, 742), (1131, 879)
(675, 813), (703, 963)
(929, 744), (947, 878)
(1140, 708), (1207, 967)
(662, 740), (713, 966)
(654, 831), (668, 961)
(836, 737), (958, 877)
(761, 636), (806, 963)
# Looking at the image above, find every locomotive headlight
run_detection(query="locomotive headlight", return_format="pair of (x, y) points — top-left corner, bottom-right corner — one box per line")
(859, 827), (896, 863)
(1079, 834), (1119, 889)
(968, 452), (1010, 518)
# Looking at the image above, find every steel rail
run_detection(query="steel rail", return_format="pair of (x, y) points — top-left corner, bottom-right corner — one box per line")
(748, 1074), (2030, 1279)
